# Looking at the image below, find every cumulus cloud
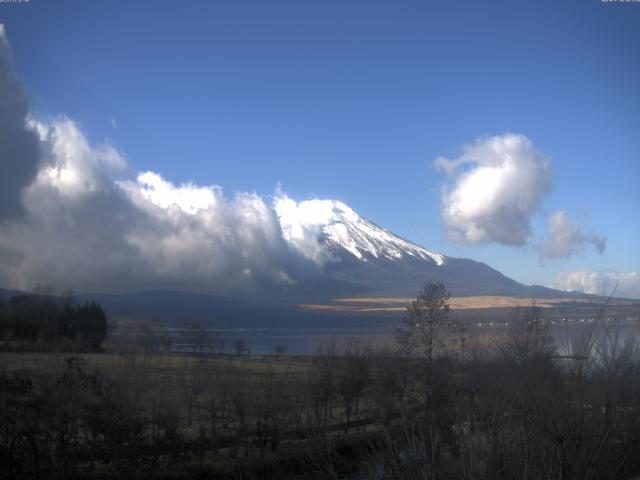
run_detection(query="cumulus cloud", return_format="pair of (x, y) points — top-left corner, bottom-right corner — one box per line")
(273, 192), (344, 266)
(0, 115), (317, 295)
(434, 133), (552, 245)
(0, 25), (41, 220)
(0, 117), (140, 292)
(538, 210), (606, 259)
(0, 27), (340, 296)
(117, 172), (301, 291)
(552, 270), (640, 299)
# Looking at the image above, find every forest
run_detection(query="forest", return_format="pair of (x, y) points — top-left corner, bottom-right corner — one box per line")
(0, 294), (108, 352)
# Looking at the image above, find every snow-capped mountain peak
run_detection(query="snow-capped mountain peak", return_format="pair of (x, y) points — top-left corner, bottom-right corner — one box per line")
(275, 196), (446, 266)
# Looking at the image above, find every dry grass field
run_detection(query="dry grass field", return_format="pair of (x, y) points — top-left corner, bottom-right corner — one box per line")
(300, 295), (640, 314)
(0, 350), (310, 376)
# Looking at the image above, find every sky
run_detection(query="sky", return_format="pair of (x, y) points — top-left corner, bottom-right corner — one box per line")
(0, 0), (639, 297)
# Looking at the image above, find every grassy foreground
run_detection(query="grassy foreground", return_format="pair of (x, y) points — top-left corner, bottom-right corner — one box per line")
(3, 308), (640, 479)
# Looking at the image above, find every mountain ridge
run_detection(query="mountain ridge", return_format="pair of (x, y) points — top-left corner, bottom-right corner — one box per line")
(276, 198), (563, 298)
(0, 199), (582, 306)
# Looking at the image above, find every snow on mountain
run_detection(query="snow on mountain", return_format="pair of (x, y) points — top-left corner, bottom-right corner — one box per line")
(274, 196), (543, 297)
(275, 197), (445, 266)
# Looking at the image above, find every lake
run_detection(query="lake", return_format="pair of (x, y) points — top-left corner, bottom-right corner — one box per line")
(109, 317), (640, 356)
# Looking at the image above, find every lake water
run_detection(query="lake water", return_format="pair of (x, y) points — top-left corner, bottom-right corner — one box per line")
(109, 318), (640, 356)
(110, 326), (398, 355)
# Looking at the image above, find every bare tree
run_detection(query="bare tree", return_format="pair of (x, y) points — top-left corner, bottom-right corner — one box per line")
(273, 343), (287, 361)
(397, 281), (455, 409)
(502, 303), (555, 369)
(337, 339), (371, 431)
(233, 338), (246, 357)
(397, 281), (453, 361)
(176, 357), (207, 427)
(202, 366), (234, 450)
(182, 322), (211, 354)
(370, 349), (409, 426)
(308, 345), (338, 433)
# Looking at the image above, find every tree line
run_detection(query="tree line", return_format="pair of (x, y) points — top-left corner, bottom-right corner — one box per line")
(0, 294), (107, 351)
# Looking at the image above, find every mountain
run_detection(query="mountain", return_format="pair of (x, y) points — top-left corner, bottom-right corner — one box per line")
(73, 290), (393, 328)
(0, 287), (392, 328)
(0, 200), (576, 319)
(277, 199), (553, 298)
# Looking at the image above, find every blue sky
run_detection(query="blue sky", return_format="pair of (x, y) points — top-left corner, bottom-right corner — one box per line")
(1, 0), (639, 291)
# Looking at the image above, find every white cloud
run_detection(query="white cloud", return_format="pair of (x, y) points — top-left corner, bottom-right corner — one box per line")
(0, 116), (316, 295)
(274, 193), (348, 265)
(28, 117), (127, 199)
(118, 171), (219, 214)
(0, 26), (334, 296)
(0, 117), (139, 293)
(434, 133), (552, 245)
(538, 210), (606, 259)
(118, 172), (299, 291)
(552, 270), (640, 299)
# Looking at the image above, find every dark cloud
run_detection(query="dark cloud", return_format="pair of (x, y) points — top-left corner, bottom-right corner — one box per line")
(0, 26), (41, 220)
